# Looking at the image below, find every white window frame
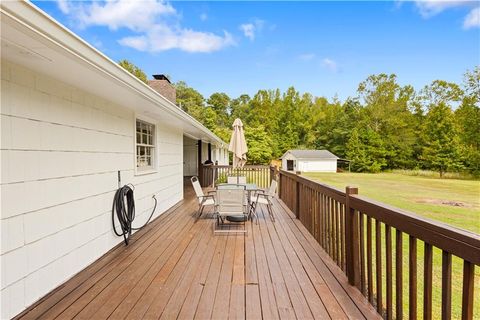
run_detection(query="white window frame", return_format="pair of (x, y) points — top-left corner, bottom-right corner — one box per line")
(135, 116), (157, 175)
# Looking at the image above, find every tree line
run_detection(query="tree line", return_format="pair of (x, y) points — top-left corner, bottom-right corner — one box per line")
(119, 60), (479, 177)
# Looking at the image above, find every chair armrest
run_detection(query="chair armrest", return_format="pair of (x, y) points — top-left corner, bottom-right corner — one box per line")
(207, 190), (217, 195)
(252, 189), (265, 196)
(254, 193), (271, 202)
(199, 194), (216, 204)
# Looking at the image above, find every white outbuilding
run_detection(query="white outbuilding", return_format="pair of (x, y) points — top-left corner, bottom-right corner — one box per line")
(281, 150), (339, 172)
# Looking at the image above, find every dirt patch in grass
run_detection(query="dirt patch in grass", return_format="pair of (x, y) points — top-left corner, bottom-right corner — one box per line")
(416, 198), (477, 208)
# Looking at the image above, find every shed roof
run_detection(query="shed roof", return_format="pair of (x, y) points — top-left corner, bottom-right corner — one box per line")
(281, 149), (339, 160)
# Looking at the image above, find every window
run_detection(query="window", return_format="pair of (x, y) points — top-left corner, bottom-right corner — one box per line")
(136, 119), (155, 170)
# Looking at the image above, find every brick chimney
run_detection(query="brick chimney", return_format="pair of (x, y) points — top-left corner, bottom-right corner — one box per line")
(148, 74), (176, 105)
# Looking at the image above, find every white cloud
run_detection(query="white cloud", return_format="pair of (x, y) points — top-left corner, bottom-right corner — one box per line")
(464, 7), (480, 28)
(299, 53), (316, 61)
(407, 0), (480, 30)
(200, 13), (208, 21)
(240, 23), (255, 40)
(118, 36), (149, 51)
(239, 19), (265, 41)
(80, 0), (175, 31)
(119, 28), (234, 53)
(413, 0), (470, 18)
(321, 58), (338, 72)
(56, 0), (234, 53)
(57, 0), (70, 14)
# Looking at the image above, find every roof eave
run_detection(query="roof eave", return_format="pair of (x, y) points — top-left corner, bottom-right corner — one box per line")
(1, 0), (225, 146)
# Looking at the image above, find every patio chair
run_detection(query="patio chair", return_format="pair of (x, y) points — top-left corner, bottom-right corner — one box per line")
(214, 186), (247, 234)
(191, 176), (216, 220)
(227, 176), (247, 184)
(250, 179), (278, 222)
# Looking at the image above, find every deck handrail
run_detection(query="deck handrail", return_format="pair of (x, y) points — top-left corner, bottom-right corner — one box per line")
(199, 164), (273, 188)
(276, 168), (478, 320)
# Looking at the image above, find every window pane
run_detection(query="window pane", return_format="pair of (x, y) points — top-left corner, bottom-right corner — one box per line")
(136, 119), (155, 169)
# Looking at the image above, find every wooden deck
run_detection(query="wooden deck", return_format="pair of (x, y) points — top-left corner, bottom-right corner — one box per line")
(16, 186), (380, 320)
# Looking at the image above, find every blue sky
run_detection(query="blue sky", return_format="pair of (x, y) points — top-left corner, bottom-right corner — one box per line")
(34, 1), (480, 101)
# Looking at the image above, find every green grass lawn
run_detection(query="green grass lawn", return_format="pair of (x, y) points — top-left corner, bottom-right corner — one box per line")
(303, 171), (480, 318)
(304, 172), (480, 234)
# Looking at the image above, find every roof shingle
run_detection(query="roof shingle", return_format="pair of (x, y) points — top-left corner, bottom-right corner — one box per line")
(281, 149), (339, 159)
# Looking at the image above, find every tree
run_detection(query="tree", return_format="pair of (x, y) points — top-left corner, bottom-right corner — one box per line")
(174, 81), (205, 123)
(456, 67), (480, 176)
(207, 92), (230, 123)
(244, 125), (273, 164)
(421, 103), (464, 177)
(202, 107), (217, 132)
(357, 74), (417, 169)
(346, 127), (388, 173)
(173, 67), (478, 177)
(118, 59), (147, 83)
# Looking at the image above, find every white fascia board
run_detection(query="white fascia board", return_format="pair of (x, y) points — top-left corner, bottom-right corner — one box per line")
(0, 0), (225, 146)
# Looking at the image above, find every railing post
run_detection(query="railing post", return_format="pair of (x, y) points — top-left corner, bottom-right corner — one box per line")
(345, 186), (360, 287)
(295, 177), (300, 219)
(277, 169), (282, 199)
(197, 139), (203, 185)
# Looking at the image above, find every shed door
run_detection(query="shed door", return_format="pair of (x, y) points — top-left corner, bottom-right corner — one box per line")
(287, 160), (294, 171)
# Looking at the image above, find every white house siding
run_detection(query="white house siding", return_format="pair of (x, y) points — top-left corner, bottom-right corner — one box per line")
(213, 146), (229, 165)
(0, 61), (184, 319)
(298, 160), (337, 172)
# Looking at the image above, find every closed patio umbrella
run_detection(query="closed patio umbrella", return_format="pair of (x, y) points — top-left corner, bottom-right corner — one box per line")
(228, 118), (248, 169)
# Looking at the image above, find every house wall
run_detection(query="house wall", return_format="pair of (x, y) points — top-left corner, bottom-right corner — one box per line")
(298, 160), (337, 172)
(213, 146), (229, 165)
(0, 60), (184, 319)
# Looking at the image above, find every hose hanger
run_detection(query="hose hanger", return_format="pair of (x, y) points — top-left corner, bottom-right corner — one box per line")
(112, 185), (157, 245)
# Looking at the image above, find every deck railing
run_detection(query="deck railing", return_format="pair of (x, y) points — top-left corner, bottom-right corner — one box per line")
(277, 169), (479, 320)
(199, 164), (273, 188)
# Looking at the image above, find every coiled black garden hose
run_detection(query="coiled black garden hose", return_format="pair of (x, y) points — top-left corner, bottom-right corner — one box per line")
(112, 185), (157, 245)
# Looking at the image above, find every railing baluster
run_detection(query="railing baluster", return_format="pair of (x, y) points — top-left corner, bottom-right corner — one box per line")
(327, 196), (332, 256)
(409, 236), (417, 320)
(386, 225), (392, 320)
(335, 201), (341, 266)
(461, 261), (474, 320)
(441, 250), (452, 320)
(367, 216), (373, 304)
(396, 230), (403, 320)
(320, 193), (325, 248)
(341, 203), (345, 271)
(376, 220), (383, 315)
(424, 243), (433, 320)
(315, 190), (320, 243)
(332, 200), (340, 265)
(360, 212), (366, 295)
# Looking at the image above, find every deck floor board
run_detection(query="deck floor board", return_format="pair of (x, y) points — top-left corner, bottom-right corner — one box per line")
(15, 186), (381, 320)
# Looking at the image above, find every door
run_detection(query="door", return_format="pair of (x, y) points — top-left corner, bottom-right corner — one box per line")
(183, 144), (198, 176)
(287, 160), (294, 171)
